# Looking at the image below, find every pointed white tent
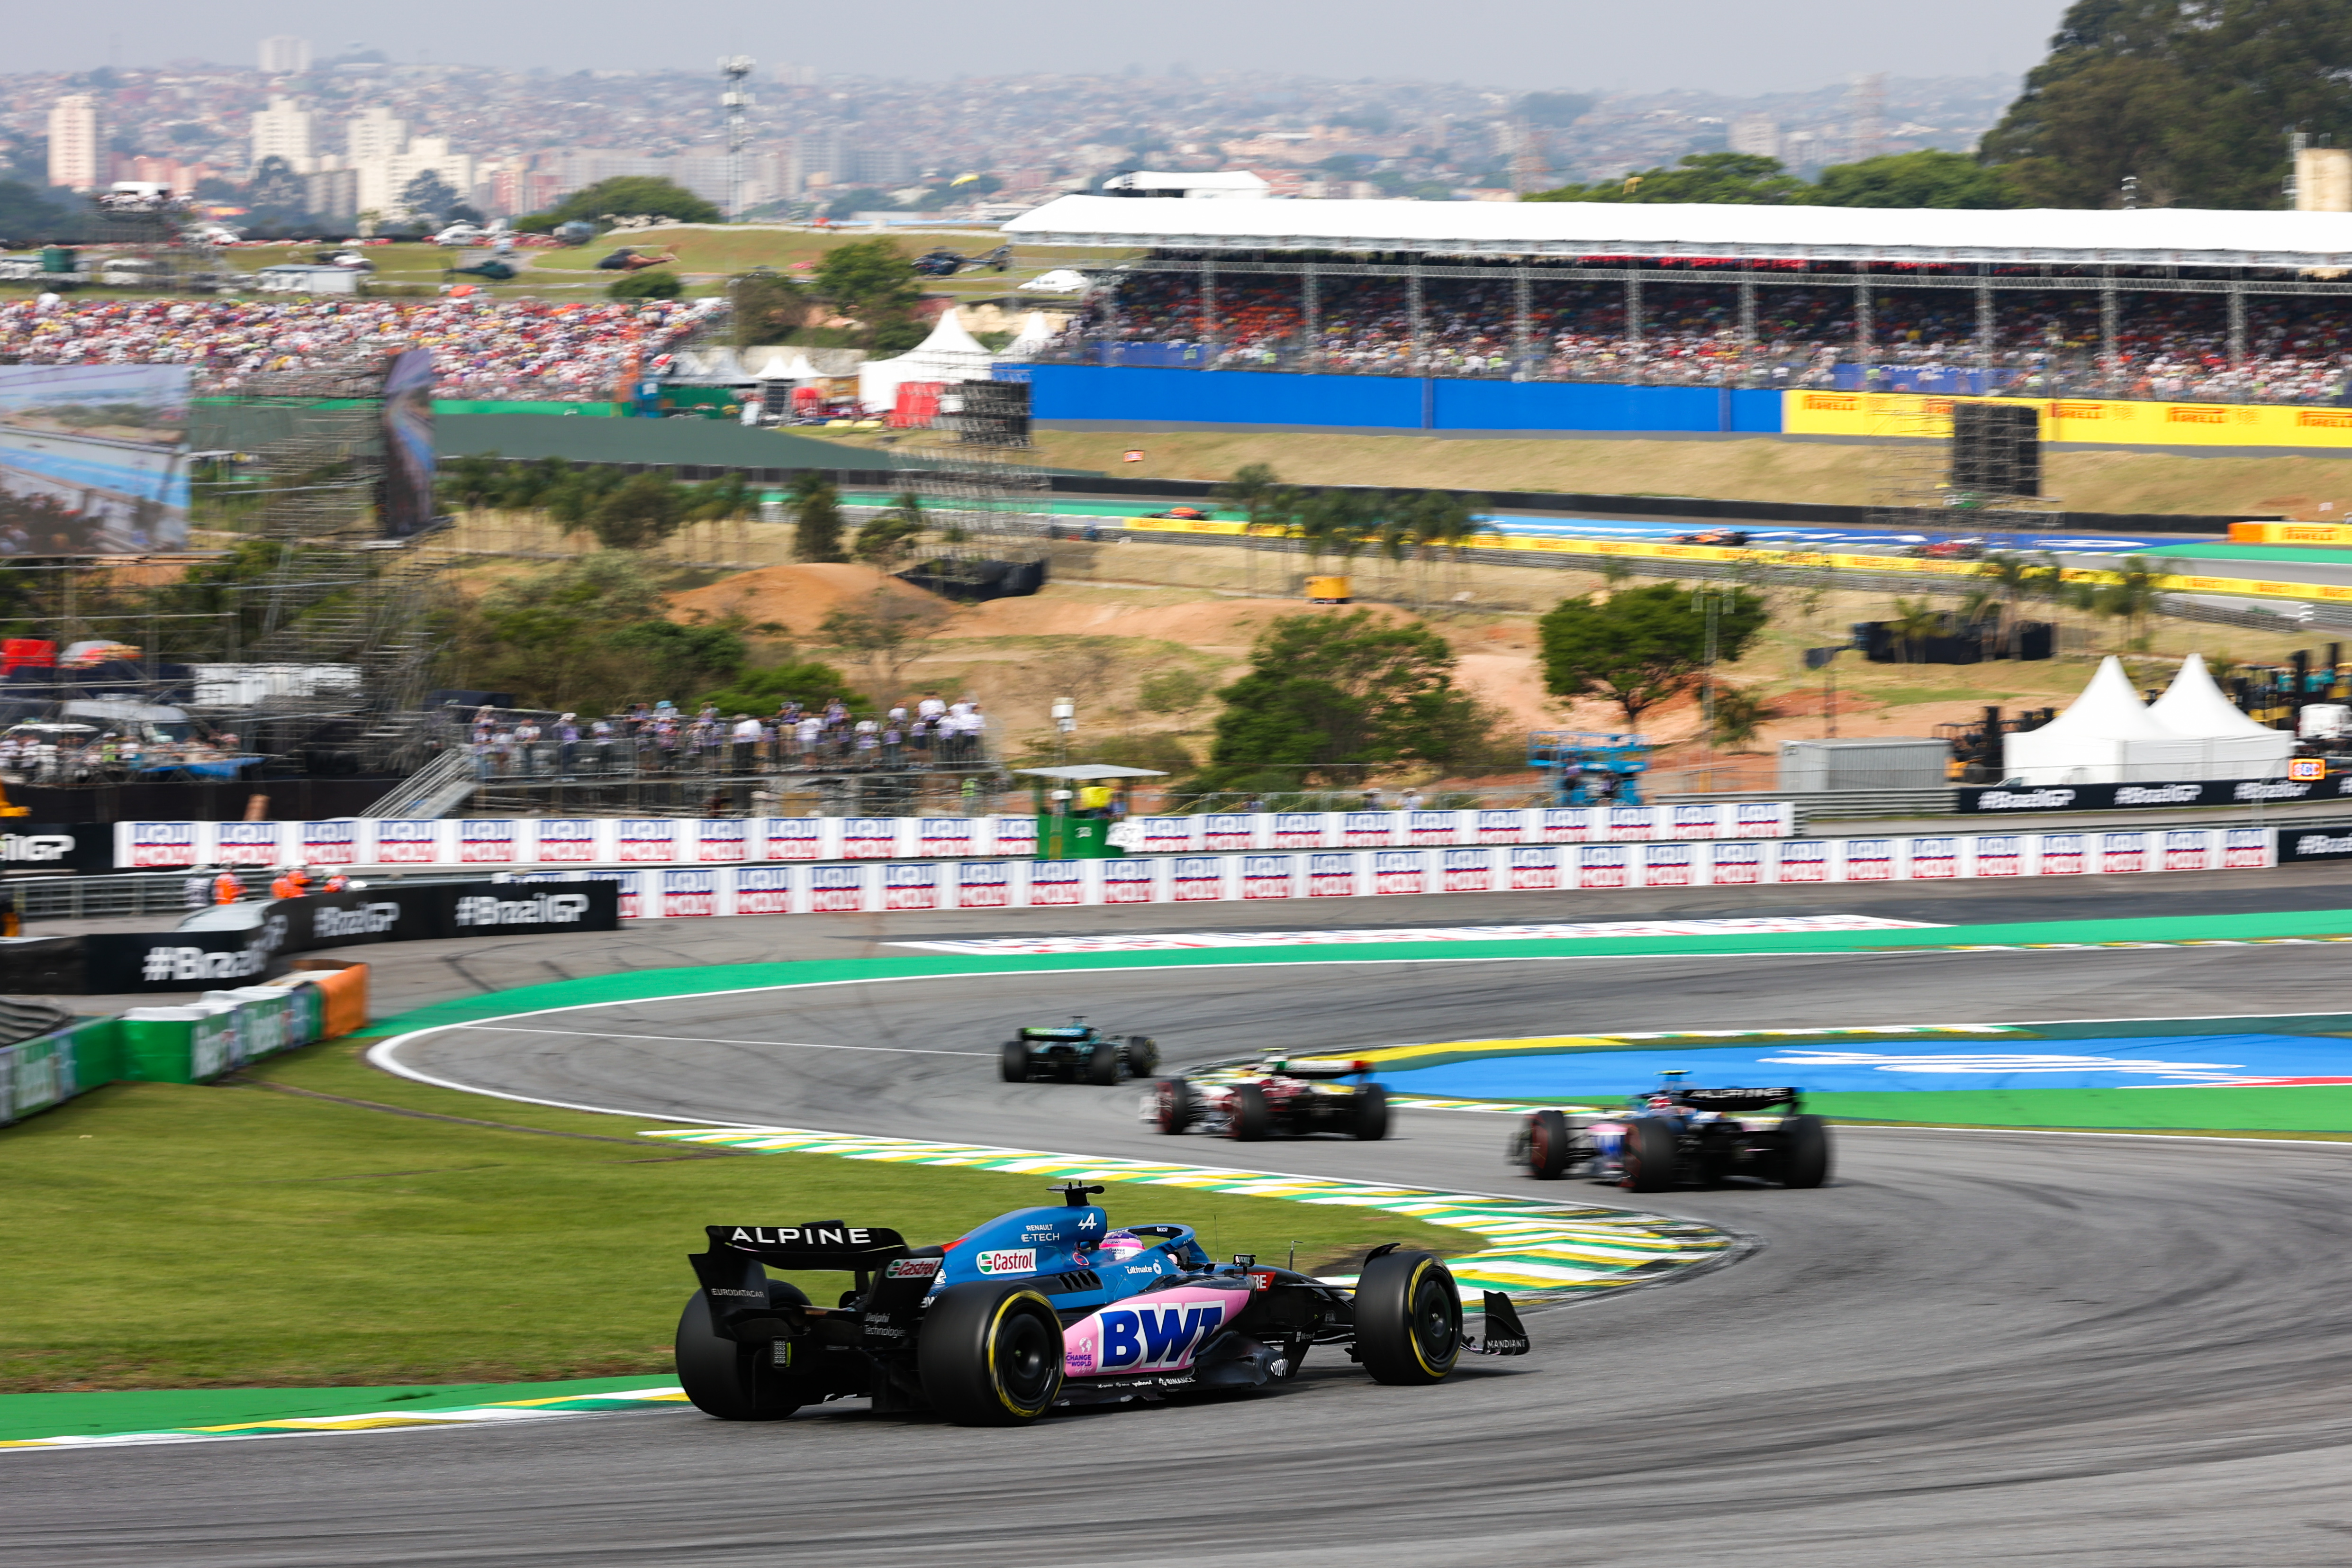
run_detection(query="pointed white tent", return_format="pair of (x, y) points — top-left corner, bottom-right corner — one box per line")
(747, 350), (807, 381)
(2002, 656), (2207, 784)
(2148, 652), (2293, 779)
(1004, 309), (1058, 360)
(857, 306), (998, 410)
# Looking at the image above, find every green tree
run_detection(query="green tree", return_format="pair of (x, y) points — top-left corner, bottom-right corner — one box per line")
(1537, 583), (1769, 725)
(1197, 611), (1497, 787)
(790, 472), (848, 562)
(582, 472), (685, 551)
(1138, 667), (1214, 721)
(607, 271), (682, 300)
(1884, 597), (1942, 664)
(1981, 0), (2352, 208)
(399, 168), (459, 221)
(549, 176), (722, 227)
(813, 237), (923, 350)
(1211, 462), (1290, 533)
(851, 491), (926, 569)
(1811, 150), (2018, 208)
(1529, 153), (1810, 205)
(731, 271), (812, 346)
(699, 656), (861, 716)
(446, 552), (745, 713)
(1709, 684), (1772, 748)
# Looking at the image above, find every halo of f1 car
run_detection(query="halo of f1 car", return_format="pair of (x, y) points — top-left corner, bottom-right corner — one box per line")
(1000, 1017), (1160, 1084)
(1507, 1071), (1830, 1190)
(1147, 1052), (1389, 1141)
(677, 1182), (1529, 1425)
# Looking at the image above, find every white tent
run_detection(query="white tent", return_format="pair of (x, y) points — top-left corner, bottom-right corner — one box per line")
(1003, 310), (1059, 359)
(2002, 657), (2206, 784)
(2147, 652), (2294, 779)
(857, 306), (998, 410)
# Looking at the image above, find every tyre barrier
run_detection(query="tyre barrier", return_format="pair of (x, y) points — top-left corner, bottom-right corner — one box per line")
(510, 825), (2274, 919)
(111, 803), (1797, 872)
(0, 960), (369, 1130)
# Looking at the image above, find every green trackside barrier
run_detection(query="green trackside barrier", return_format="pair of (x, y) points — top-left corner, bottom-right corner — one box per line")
(116, 980), (324, 1087)
(0, 1018), (120, 1127)
(431, 399), (614, 417)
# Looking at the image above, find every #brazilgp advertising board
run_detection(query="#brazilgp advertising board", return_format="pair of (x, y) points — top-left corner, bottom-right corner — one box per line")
(505, 827), (2271, 919)
(0, 364), (191, 553)
(109, 804), (1800, 871)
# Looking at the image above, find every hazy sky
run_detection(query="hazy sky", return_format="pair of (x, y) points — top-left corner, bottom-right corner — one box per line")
(17, 0), (2067, 94)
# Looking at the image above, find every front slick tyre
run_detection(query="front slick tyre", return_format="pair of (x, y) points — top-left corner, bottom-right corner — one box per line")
(675, 1282), (813, 1421)
(1527, 1109), (1572, 1179)
(1226, 1082), (1272, 1141)
(1353, 1250), (1462, 1386)
(919, 1280), (1064, 1426)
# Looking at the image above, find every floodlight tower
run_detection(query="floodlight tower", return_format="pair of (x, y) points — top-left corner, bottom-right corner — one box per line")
(719, 55), (756, 220)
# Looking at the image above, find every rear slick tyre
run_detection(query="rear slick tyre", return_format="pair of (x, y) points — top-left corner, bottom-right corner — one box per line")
(1353, 1250), (1462, 1386)
(1228, 1083), (1272, 1141)
(674, 1281), (814, 1421)
(1622, 1118), (1678, 1193)
(1087, 1042), (1121, 1086)
(1353, 1084), (1390, 1141)
(1527, 1109), (1572, 1179)
(918, 1281), (1064, 1426)
(1780, 1113), (1832, 1188)
(998, 1040), (1028, 1084)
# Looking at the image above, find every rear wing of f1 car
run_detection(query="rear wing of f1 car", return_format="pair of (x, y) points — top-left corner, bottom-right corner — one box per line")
(1677, 1087), (1801, 1113)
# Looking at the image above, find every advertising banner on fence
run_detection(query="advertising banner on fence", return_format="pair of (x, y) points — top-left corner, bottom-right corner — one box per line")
(1957, 777), (2349, 813)
(78, 881), (621, 993)
(108, 804), (1800, 872)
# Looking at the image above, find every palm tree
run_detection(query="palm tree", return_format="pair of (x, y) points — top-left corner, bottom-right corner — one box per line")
(1885, 596), (1940, 664)
(2099, 556), (2172, 650)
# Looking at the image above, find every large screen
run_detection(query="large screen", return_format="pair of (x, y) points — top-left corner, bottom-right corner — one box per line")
(380, 348), (437, 538)
(0, 365), (191, 553)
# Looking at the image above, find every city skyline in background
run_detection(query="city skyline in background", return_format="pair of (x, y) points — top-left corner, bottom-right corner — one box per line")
(2, 0), (2058, 97)
(2, 43), (2017, 228)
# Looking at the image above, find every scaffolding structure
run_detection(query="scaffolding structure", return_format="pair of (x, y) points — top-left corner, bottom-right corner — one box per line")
(84, 190), (232, 294)
(1863, 393), (2058, 545)
(889, 381), (1054, 598)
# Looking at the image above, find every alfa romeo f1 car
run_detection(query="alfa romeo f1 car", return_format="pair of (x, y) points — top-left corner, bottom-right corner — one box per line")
(1000, 1018), (1160, 1085)
(1148, 1053), (1389, 1141)
(677, 1182), (1528, 1426)
(1507, 1072), (1830, 1191)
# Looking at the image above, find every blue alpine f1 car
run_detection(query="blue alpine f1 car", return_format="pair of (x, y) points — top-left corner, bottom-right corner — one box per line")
(1508, 1071), (1831, 1191)
(678, 1182), (1529, 1426)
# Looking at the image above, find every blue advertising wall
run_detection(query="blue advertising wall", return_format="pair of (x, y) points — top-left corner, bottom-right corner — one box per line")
(1018, 364), (1784, 435)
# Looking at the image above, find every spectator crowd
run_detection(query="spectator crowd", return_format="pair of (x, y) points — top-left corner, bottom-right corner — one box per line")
(463, 692), (993, 781)
(0, 294), (716, 399)
(1046, 271), (2352, 406)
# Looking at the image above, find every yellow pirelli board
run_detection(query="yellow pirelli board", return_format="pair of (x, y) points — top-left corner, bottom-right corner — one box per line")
(1782, 390), (2352, 450)
(1124, 517), (2352, 606)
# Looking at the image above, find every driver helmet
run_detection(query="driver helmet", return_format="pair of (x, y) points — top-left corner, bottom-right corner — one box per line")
(1091, 1229), (1151, 1264)
(1261, 1052), (1290, 1074)
(1646, 1093), (1679, 1110)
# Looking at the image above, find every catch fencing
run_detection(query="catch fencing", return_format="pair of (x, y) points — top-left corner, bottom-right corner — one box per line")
(110, 804), (1799, 871)
(517, 826), (2274, 919)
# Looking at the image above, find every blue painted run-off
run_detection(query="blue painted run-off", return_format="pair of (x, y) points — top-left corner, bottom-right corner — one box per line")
(1019, 364), (1784, 435)
(1375, 1034), (2352, 1099)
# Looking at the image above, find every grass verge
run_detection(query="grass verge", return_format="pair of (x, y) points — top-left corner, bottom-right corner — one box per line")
(0, 1036), (1473, 1392)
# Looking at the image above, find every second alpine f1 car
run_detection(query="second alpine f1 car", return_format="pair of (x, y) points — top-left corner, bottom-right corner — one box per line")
(677, 1182), (1528, 1426)
(1507, 1072), (1831, 1191)
(1147, 1052), (1389, 1141)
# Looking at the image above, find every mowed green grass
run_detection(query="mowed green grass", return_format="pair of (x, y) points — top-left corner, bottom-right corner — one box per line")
(0, 1037), (1473, 1391)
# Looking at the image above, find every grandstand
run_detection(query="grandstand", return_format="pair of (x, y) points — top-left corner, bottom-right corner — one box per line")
(0, 295), (715, 402)
(1006, 198), (2352, 407)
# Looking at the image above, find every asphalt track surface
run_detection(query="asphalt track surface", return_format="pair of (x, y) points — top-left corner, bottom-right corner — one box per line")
(19, 874), (2352, 1566)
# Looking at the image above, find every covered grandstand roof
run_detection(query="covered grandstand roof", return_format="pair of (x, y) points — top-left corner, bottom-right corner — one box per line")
(1004, 195), (2352, 269)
